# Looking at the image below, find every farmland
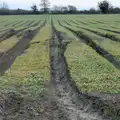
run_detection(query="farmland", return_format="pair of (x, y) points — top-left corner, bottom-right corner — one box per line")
(0, 15), (120, 119)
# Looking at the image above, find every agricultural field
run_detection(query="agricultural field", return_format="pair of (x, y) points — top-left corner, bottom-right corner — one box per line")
(0, 15), (120, 120)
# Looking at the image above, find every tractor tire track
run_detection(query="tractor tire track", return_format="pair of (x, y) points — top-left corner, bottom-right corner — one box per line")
(0, 27), (28, 42)
(80, 27), (120, 43)
(50, 23), (111, 120)
(0, 20), (43, 43)
(59, 23), (120, 70)
(0, 21), (46, 76)
(98, 27), (120, 34)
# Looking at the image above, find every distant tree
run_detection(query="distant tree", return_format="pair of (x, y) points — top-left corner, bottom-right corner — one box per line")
(31, 4), (38, 13)
(68, 5), (77, 13)
(0, 1), (9, 15)
(61, 6), (68, 12)
(16, 8), (20, 14)
(52, 5), (79, 14)
(112, 7), (120, 13)
(89, 8), (97, 14)
(52, 5), (59, 11)
(0, 1), (9, 9)
(98, 0), (112, 14)
(52, 5), (61, 13)
(40, 0), (50, 13)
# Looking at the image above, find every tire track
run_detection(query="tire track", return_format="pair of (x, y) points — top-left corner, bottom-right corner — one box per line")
(12, 20), (23, 27)
(98, 27), (120, 34)
(80, 27), (120, 43)
(76, 20), (88, 25)
(0, 21), (46, 76)
(50, 23), (110, 120)
(0, 27), (28, 42)
(59, 23), (120, 70)
(32, 20), (41, 27)
(0, 20), (43, 43)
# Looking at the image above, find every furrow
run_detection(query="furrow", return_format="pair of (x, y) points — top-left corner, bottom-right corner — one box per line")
(81, 27), (120, 43)
(59, 23), (120, 70)
(0, 22), (45, 76)
(50, 23), (108, 120)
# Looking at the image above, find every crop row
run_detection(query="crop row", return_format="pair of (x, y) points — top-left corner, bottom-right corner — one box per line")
(54, 20), (120, 93)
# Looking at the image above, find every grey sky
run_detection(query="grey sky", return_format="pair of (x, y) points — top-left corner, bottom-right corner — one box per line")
(3, 0), (120, 10)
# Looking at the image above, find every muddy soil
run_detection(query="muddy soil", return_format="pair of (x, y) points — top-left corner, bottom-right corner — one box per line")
(50, 25), (101, 120)
(0, 90), (70, 120)
(49, 24), (120, 120)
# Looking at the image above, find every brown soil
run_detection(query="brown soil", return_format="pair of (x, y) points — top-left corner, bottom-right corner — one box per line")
(0, 90), (69, 120)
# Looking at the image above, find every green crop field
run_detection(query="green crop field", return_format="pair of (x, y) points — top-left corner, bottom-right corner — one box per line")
(0, 14), (120, 120)
(0, 15), (120, 94)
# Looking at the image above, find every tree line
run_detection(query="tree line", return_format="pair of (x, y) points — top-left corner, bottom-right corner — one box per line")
(0, 0), (120, 15)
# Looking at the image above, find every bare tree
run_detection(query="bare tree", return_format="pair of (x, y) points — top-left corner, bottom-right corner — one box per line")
(0, 0), (8, 9)
(40, 0), (50, 13)
(0, 0), (9, 15)
(31, 4), (38, 13)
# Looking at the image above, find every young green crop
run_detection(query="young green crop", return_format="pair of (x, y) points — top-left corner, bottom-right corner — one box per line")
(0, 25), (51, 97)
(55, 24), (120, 93)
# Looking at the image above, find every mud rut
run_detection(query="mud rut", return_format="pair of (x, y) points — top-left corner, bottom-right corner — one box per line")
(49, 25), (114, 120)
(58, 22), (120, 70)
(0, 22), (46, 76)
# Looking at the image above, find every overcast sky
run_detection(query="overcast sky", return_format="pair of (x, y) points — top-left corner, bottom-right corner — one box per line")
(3, 0), (120, 10)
